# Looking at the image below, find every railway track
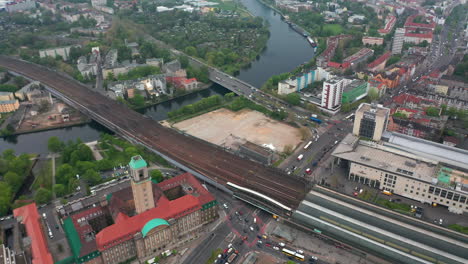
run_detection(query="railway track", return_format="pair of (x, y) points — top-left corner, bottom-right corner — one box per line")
(0, 56), (308, 209)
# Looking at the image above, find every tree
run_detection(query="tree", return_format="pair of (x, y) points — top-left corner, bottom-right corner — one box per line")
(35, 188), (52, 204)
(299, 127), (310, 140)
(48, 137), (64, 153)
(386, 55), (401, 67)
(69, 144), (94, 165)
(150, 170), (164, 183)
(13, 76), (27, 87)
(0, 182), (12, 216)
(4, 171), (21, 193)
(367, 88), (379, 101)
(130, 94), (145, 107)
(53, 184), (66, 197)
(179, 56), (189, 68)
(425, 107), (440, 117)
(286, 93), (301, 106)
(2, 149), (16, 161)
(83, 169), (101, 186)
(283, 145), (293, 155)
(56, 164), (76, 186)
(96, 159), (113, 171)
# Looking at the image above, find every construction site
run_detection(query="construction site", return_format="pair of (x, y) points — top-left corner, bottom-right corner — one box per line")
(172, 108), (303, 153)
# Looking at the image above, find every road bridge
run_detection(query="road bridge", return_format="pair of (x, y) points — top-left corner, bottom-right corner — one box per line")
(0, 56), (308, 217)
(169, 48), (311, 116)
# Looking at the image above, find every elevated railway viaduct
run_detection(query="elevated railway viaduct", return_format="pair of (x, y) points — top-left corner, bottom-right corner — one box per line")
(0, 56), (307, 215)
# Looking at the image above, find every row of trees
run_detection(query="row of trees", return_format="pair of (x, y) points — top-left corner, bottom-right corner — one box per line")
(0, 150), (33, 215)
(226, 96), (288, 121)
(167, 95), (223, 119)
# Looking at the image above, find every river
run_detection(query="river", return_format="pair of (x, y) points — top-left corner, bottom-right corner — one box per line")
(0, 0), (315, 154)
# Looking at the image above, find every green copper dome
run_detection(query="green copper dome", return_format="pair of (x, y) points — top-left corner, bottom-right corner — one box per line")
(141, 218), (169, 237)
(129, 155), (148, 170)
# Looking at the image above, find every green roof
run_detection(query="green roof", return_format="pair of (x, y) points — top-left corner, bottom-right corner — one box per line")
(438, 167), (451, 184)
(63, 217), (82, 257)
(129, 155), (148, 170)
(141, 218), (169, 238)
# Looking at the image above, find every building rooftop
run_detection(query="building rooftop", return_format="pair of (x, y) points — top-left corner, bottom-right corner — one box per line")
(95, 173), (215, 250)
(333, 134), (439, 183)
(356, 103), (389, 118)
(0, 99), (18, 104)
(367, 52), (391, 69)
(325, 77), (343, 84)
(13, 203), (54, 264)
(382, 132), (468, 171)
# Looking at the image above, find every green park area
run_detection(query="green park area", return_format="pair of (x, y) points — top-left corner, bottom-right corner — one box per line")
(323, 24), (344, 35)
(167, 94), (288, 123)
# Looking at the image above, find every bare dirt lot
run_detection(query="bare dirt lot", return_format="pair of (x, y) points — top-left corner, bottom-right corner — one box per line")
(173, 108), (302, 152)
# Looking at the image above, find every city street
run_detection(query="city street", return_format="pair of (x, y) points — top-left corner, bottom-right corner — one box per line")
(280, 117), (353, 182)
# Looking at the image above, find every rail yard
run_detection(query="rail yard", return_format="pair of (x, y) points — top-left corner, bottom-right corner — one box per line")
(0, 56), (308, 211)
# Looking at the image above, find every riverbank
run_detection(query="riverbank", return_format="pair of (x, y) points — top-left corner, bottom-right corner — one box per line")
(9, 118), (92, 138)
(133, 82), (213, 111)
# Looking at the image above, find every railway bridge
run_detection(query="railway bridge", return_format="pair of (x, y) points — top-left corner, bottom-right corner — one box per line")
(0, 56), (307, 217)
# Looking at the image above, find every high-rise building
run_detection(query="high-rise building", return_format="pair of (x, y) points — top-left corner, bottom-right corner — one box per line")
(353, 103), (390, 141)
(321, 77), (350, 112)
(130, 155), (155, 214)
(392, 28), (405, 55)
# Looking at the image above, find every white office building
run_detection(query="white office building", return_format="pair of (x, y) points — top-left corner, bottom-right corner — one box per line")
(392, 28), (405, 55)
(321, 77), (351, 112)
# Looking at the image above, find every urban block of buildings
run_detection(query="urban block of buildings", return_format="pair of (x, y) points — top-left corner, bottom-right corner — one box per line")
(362, 37), (384, 46)
(39, 45), (80, 61)
(5, 0), (36, 13)
(108, 75), (171, 100)
(277, 67), (333, 95)
(9, 156), (219, 264)
(367, 52), (391, 73)
(378, 15), (396, 35)
(333, 103), (468, 215)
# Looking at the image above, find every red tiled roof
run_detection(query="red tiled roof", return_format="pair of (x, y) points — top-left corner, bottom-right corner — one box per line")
(96, 195), (200, 250)
(404, 14), (436, 29)
(378, 15), (396, 34)
(95, 173), (215, 251)
(13, 203), (54, 264)
(368, 52), (391, 69)
(404, 32), (433, 39)
(397, 107), (419, 114)
(184, 78), (197, 84)
(328, 61), (351, 69)
(115, 212), (129, 223)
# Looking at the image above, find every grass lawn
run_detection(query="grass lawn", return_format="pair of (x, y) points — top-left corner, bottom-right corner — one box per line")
(32, 160), (53, 190)
(358, 189), (376, 202)
(272, 158), (284, 167)
(206, 249), (223, 264)
(324, 24), (344, 35)
(375, 198), (412, 213)
(448, 224), (468, 234)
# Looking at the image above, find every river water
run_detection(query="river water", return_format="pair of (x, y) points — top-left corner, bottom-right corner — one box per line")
(0, 0), (315, 154)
